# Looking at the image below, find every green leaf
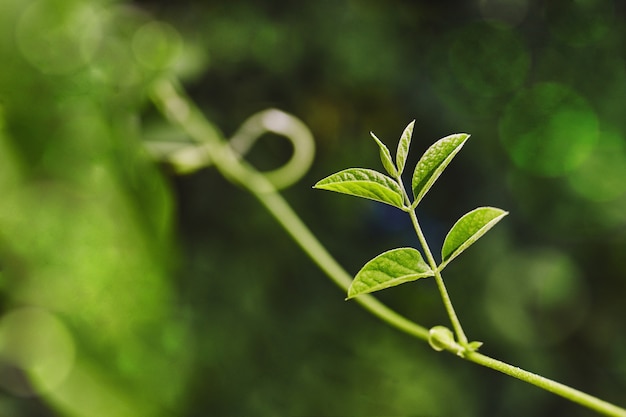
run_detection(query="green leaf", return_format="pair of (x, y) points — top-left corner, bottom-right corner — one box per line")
(440, 207), (508, 269)
(396, 120), (415, 176)
(411, 133), (470, 205)
(347, 248), (434, 299)
(314, 168), (404, 209)
(370, 132), (397, 177)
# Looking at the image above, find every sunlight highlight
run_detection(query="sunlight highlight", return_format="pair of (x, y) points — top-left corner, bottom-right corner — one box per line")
(0, 308), (75, 396)
(499, 82), (599, 176)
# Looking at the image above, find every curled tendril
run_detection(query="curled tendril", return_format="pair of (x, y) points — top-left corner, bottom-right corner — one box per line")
(145, 103), (315, 190)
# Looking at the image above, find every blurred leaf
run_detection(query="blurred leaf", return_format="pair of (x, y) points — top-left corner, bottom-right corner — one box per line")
(440, 207), (508, 269)
(0, 2), (191, 416)
(396, 120), (414, 176)
(347, 248), (433, 299)
(412, 134), (470, 205)
(314, 168), (404, 209)
(370, 132), (398, 177)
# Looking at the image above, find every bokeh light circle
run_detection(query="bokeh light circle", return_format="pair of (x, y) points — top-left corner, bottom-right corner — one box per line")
(132, 21), (181, 70)
(545, 0), (614, 47)
(567, 129), (626, 202)
(499, 82), (599, 177)
(485, 248), (588, 346)
(16, 0), (103, 74)
(0, 308), (76, 396)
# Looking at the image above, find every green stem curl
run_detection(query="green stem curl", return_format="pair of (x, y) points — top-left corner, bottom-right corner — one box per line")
(149, 78), (429, 341)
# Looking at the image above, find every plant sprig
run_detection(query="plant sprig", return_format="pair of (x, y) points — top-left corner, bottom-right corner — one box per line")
(151, 81), (626, 416)
(314, 121), (507, 354)
(311, 122), (626, 415)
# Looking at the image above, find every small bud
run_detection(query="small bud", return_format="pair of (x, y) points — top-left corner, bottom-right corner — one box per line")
(428, 326), (455, 352)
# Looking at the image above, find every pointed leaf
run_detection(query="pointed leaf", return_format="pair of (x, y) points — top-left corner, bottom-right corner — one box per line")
(314, 168), (404, 209)
(440, 207), (508, 269)
(412, 133), (470, 205)
(370, 132), (397, 177)
(347, 248), (434, 299)
(396, 120), (415, 176)
(466, 341), (484, 352)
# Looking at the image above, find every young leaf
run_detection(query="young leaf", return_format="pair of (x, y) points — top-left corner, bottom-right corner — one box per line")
(440, 207), (508, 269)
(370, 132), (397, 177)
(314, 168), (404, 209)
(347, 247), (434, 299)
(466, 341), (484, 352)
(396, 120), (415, 176)
(412, 133), (470, 205)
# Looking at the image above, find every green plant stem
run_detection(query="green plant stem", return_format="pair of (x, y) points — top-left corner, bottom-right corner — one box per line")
(396, 175), (468, 345)
(464, 351), (626, 417)
(257, 190), (429, 341)
(149, 78), (430, 342)
(150, 77), (626, 417)
(407, 207), (469, 345)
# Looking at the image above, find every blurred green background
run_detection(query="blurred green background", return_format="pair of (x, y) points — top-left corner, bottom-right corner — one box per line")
(1, 0), (625, 415)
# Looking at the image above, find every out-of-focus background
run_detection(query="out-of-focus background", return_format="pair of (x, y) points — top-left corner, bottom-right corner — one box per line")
(1, 0), (625, 415)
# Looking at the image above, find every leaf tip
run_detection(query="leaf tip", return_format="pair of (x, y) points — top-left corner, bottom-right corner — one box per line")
(466, 340), (484, 352)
